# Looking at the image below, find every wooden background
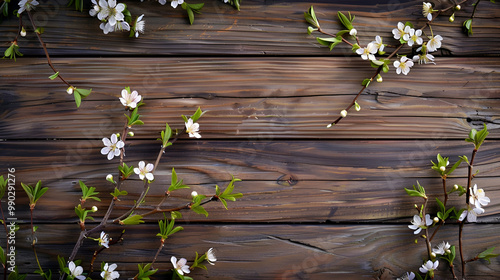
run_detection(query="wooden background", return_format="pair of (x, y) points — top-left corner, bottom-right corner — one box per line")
(1, 0), (500, 279)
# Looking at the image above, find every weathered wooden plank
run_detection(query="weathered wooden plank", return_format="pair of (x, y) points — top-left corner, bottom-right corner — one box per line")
(4, 223), (500, 279)
(0, 0), (499, 56)
(2, 140), (499, 222)
(1, 57), (499, 140)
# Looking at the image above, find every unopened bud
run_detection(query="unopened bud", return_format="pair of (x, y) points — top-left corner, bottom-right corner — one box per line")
(115, 133), (120, 138)
(128, 131), (134, 137)
(92, 206), (98, 212)
(340, 110), (348, 118)
(67, 86), (74, 95)
(376, 74), (383, 83)
(449, 13), (455, 22)
(191, 191), (198, 197)
(439, 166), (446, 172)
(20, 27), (26, 37)
(349, 28), (357, 36)
(454, 184), (459, 190)
(433, 217), (439, 223)
(431, 252), (436, 258)
(106, 174), (114, 182)
(446, 249), (451, 254)
(455, 4), (461, 11)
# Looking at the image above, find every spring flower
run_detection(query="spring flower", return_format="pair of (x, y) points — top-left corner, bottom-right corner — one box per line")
(191, 191), (198, 197)
(459, 204), (484, 223)
(67, 87), (74, 95)
(89, 0), (100, 16)
(406, 28), (423, 46)
(98, 231), (110, 248)
(100, 0), (125, 26)
(206, 248), (217, 265)
(119, 88), (142, 108)
(92, 206), (98, 212)
(413, 53), (435, 65)
(394, 56), (414, 75)
(68, 261), (86, 280)
(423, 2), (433, 21)
(371, 35), (384, 53)
(133, 14), (146, 38)
(101, 134), (125, 160)
(340, 110), (348, 118)
(470, 184), (490, 209)
(392, 22), (410, 40)
(101, 263), (119, 280)
(185, 118), (201, 138)
(170, 0), (184, 8)
(18, 0), (39, 14)
(432, 241), (451, 255)
(356, 43), (377, 61)
(349, 28), (357, 36)
(408, 214), (432, 234)
(419, 260), (439, 274)
(427, 35), (443, 52)
(397, 272), (415, 280)
(134, 161), (154, 181)
(171, 256), (190, 275)
(20, 27), (27, 37)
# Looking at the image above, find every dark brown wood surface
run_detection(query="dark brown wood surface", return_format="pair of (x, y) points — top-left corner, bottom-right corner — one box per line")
(1, 0), (499, 279)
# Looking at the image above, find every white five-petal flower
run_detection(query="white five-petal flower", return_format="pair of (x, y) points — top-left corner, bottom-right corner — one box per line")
(432, 241), (451, 255)
(413, 53), (435, 65)
(407, 28), (423, 46)
(419, 260), (439, 274)
(101, 134), (125, 160)
(171, 0), (184, 8)
(356, 42), (377, 61)
(206, 248), (217, 265)
(427, 35), (443, 52)
(99, 231), (110, 248)
(423, 2), (433, 21)
(371, 35), (384, 53)
(69, 261), (86, 280)
(100, 0), (125, 26)
(18, 0), (39, 14)
(119, 88), (142, 108)
(392, 22), (410, 40)
(459, 204), (484, 223)
(89, 0), (100, 17)
(171, 256), (190, 275)
(101, 263), (120, 280)
(408, 214), (432, 234)
(470, 184), (490, 209)
(134, 161), (154, 181)
(185, 118), (202, 138)
(394, 56), (414, 75)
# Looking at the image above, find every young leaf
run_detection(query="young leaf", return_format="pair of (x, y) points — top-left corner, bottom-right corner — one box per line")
(361, 78), (371, 87)
(79, 180), (101, 202)
(477, 247), (499, 264)
(337, 11), (353, 30)
(110, 188), (128, 199)
(304, 6), (320, 29)
(0, 175), (6, 200)
(74, 91), (82, 108)
(168, 168), (190, 192)
(21, 181), (48, 209)
(120, 214), (144, 225)
(48, 72), (59, 80)
(119, 163), (135, 179)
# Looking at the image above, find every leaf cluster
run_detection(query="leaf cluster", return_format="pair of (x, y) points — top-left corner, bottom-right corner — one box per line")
(182, 2), (204, 25)
(125, 106), (144, 127)
(21, 180), (48, 209)
(181, 107), (204, 123)
(404, 181), (427, 199)
(73, 88), (92, 108)
(136, 263), (158, 280)
(75, 204), (95, 223)
(3, 42), (23, 61)
(158, 122), (173, 149)
(465, 124), (488, 150)
(157, 213), (184, 241)
(215, 176), (243, 210)
(79, 180), (100, 203)
(119, 163), (135, 180)
(168, 168), (190, 192)
(120, 214), (144, 225)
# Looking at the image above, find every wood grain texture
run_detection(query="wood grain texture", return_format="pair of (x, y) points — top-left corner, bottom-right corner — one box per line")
(3, 223), (500, 279)
(2, 140), (499, 222)
(0, 0), (499, 56)
(1, 57), (499, 140)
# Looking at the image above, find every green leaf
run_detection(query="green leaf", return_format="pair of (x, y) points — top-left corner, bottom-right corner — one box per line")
(361, 78), (371, 87)
(75, 88), (92, 97)
(79, 180), (101, 202)
(21, 181), (48, 208)
(120, 214), (144, 225)
(48, 72), (59, 80)
(465, 124), (488, 149)
(0, 246), (5, 265)
(404, 181), (427, 199)
(74, 91), (82, 108)
(110, 188), (128, 199)
(337, 11), (353, 30)
(0, 175), (6, 200)
(191, 107), (204, 122)
(137, 263), (158, 280)
(477, 247), (499, 264)
(186, 6), (194, 24)
(316, 37), (342, 50)
(119, 163), (135, 179)
(445, 157), (464, 176)
(304, 6), (320, 29)
(463, 19), (473, 36)
(191, 204), (209, 216)
(168, 168), (190, 192)
(307, 26), (317, 35)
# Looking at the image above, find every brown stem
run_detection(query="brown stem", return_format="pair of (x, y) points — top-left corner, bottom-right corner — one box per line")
(459, 221), (465, 279)
(26, 10), (71, 87)
(429, 177), (448, 242)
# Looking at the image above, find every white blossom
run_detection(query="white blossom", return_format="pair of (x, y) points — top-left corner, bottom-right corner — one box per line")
(171, 0), (184, 8)
(423, 2), (433, 21)
(99, 0), (125, 26)
(470, 184), (490, 209)
(134, 161), (154, 181)
(133, 14), (146, 38)
(432, 241), (451, 255)
(459, 204), (484, 223)
(99, 231), (110, 248)
(413, 53), (435, 65)
(419, 260), (439, 274)
(171, 256), (190, 275)
(427, 35), (443, 52)
(355, 42), (377, 61)
(408, 214), (432, 234)
(18, 0), (39, 14)
(119, 88), (142, 108)
(392, 22), (410, 40)
(185, 118), (201, 138)
(101, 263), (119, 280)
(89, 0), (100, 17)
(101, 134), (124, 160)
(371, 35), (384, 53)
(206, 248), (217, 265)
(397, 272), (415, 280)
(69, 261), (86, 280)
(349, 28), (357, 36)
(407, 28), (423, 46)
(394, 56), (414, 75)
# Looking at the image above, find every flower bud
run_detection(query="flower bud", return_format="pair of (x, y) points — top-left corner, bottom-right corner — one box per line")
(433, 217), (439, 223)
(455, 4), (461, 11)
(439, 166), (446, 172)
(20, 27), (26, 37)
(376, 74), (383, 83)
(191, 191), (198, 197)
(454, 184), (459, 190)
(340, 110), (348, 118)
(67, 86), (74, 95)
(92, 206), (98, 212)
(106, 174), (114, 182)
(449, 13), (455, 23)
(446, 249), (451, 254)
(349, 28), (357, 36)
(128, 131), (134, 137)
(431, 252), (436, 259)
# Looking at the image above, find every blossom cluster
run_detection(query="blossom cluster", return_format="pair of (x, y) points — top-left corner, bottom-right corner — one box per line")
(459, 184), (491, 223)
(89, 0), (145, 36)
